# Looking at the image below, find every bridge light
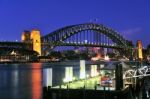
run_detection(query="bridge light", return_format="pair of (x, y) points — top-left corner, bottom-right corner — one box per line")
(84, 40), (88, 43)
(104, 55), (110, 61)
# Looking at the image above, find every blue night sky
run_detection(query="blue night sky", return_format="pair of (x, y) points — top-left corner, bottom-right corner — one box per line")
(0, 0), (150, 47)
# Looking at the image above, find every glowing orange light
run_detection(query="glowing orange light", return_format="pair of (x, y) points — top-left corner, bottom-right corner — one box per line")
(91, 53), (101, 61)
(21, 33), (25, 41)
(31, 63), (42, 99)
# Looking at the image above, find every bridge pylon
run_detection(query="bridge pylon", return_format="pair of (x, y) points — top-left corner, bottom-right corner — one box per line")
(30, 29), (41, 56)
(21, 30), (41, 56)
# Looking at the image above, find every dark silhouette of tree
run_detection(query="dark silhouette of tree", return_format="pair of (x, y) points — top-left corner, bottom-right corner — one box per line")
(49, 51), (62, 58)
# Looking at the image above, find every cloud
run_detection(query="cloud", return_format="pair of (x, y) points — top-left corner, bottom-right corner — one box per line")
(121, 27), (142, 36)
(120, 27), (142, 42)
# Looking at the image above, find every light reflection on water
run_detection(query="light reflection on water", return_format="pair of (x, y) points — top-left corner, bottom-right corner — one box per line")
(0, 63), (43, 99)
(31, 63), (42, 99)
(0, 61), (102, 99)
(0, 62), (82, 99)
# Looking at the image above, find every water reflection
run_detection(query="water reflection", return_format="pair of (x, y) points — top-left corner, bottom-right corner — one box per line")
(11, 68), (19, 87)
(11, 65), (19, 99)
(0, 61), (114, 99)
(0, 63), (42, 99)
(31, 63), (42, 99)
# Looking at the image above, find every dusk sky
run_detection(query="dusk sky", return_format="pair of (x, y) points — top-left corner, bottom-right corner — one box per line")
(0, 0), (150, 47)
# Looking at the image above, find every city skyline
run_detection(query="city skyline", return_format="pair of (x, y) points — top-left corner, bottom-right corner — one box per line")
(0, 0), (150, 47)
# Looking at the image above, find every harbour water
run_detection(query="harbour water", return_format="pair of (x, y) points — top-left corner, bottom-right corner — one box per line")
(0, 63), (43, 99)
(0, 60), (97, 99)
(0, 60), (143, 99)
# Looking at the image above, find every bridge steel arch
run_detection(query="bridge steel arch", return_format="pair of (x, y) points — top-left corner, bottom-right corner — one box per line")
(41, 23), (132, 51)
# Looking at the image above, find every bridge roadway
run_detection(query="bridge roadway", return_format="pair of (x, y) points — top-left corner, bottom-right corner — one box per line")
(44, 41), (130, 49)
(0, 41), (131, 49)
(0, 41), (32, 49)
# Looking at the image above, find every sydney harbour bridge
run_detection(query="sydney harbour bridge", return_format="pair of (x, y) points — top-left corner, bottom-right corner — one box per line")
(0, 23), (133, 56)
(1, 23), (150, 98)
